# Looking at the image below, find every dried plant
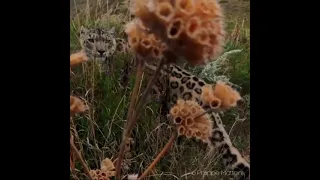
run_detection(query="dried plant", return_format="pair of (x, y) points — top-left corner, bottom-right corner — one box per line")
(137, 93), (243, 179)
(213, 81), (241, 109)
(70, 96), (88, 114)
(170, 100), (213, 144)
(70, 51), (89, 115)
(90, 158), (116, 180)
(116, 1), (226, 179)
(125, 19), (167, 60)
(128, 0), (225, 65)
(70, 51), (88, 66)
(70, 51), (92, 179)
(201, 81), (241, 111)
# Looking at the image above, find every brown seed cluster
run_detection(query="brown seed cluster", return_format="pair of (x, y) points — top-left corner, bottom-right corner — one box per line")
(201, 81), (241, 110)
(213, 81), (241, 108)
(70, 51), (88, 114)
(70, 96), (88, 113)
(125, 19), (168, 60)
(201, 84), (222, 109)
(170, 100), (213, 143)
(70, 51), (88, 66)
(90, 158), (116, 180)
(129, 0), (225, 65)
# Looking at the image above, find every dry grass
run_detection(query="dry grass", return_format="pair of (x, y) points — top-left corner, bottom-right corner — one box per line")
(70, 0), (250, 179)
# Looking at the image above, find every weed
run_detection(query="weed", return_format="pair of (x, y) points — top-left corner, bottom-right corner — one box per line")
(70, 0), (250, 179)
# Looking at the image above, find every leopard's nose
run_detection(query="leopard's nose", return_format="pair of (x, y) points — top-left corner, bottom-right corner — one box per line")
(98, 50), (105, 55)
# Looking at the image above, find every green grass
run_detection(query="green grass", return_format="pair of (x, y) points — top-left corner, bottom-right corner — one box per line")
(70, 0), (250, 179)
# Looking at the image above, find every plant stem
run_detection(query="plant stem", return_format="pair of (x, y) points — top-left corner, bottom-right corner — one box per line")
(127, 58), (165, 133)
(115, 58), (165, 180)
(115, 56), (144, 179)
(138, 132), (177, 180)
(70, 136), (92, 180)
(126, 57), (144, 127)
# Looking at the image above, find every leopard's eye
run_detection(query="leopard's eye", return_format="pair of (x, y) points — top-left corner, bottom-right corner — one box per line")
(88, 39), (94, 43)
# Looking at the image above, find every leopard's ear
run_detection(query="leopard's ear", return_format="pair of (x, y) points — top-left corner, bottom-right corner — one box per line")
(108, 27), (116, 34)
(80, 26), (89, 35)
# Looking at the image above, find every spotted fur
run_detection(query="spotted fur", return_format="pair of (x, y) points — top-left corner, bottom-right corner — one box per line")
(145, 62), (250, 180)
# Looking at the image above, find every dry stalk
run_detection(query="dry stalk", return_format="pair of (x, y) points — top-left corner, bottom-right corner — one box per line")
(70, 135), (93, 180)
(126, 56), (144, 127)
(115, 57), (165, 180)
(138, 131), (178, 180)
(70, 133), (76, 175)
(127, 58), (165, 131)
(113, 56), (143, 164)
(194, 108), (216, 119)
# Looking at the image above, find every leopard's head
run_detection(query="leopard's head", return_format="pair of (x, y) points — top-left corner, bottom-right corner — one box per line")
(79, 26), (117, 61)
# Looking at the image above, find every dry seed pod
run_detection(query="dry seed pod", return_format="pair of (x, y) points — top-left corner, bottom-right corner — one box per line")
(202, 0), (222, 17)
(209, 98), (221, 109)
(195, 0), (212, 15)
(139, 37), (153, 56)
(152, 47), (161, 58)
(70, 96), (88, 113)
(195, 130), (202, 138)
(185, 117), (194, 126)
(108, 171), (116, 177)
(100, 166), (108, 172)
(202, 126), (209, 133)
(101, 172), (107, 177)
(202, 84), (212, 95)
(156, 0), (172, 3)
(70, 51), (88, 66)
(96, 170), (101, 175)
(186, 129), (193, 138)
(180, 118), (188, 127)
(213, 81), (241, 109)
(125, 19), (165, 61)
(131, 0), (155, 21)
(128, 36), (140, 50)
(174, 116), (183, 124)
(190, 106), (198, 115)
(170, 106), (180, 116)
(201, 94), (210, 104)
(185, 16), (201, 39)
(155, 2), (175, 23)
(179, 107), (190, 117)
(170, 99), (214, 140)
(101, 158), (115, 172)
(200, 84), (223, 109)
(195, 29), (210, 45)
(192, 0), (222, 18)
(178, 125), (186, 135)
(160, 42), (168, 51)
(167, 18), (184, 39)
(175, 0), (195, 16)
(130, 0), (224, 66)
(90, 170), (97, 177)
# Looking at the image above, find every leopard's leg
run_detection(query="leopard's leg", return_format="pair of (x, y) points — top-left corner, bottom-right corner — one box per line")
(209, 112), (250, 180)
